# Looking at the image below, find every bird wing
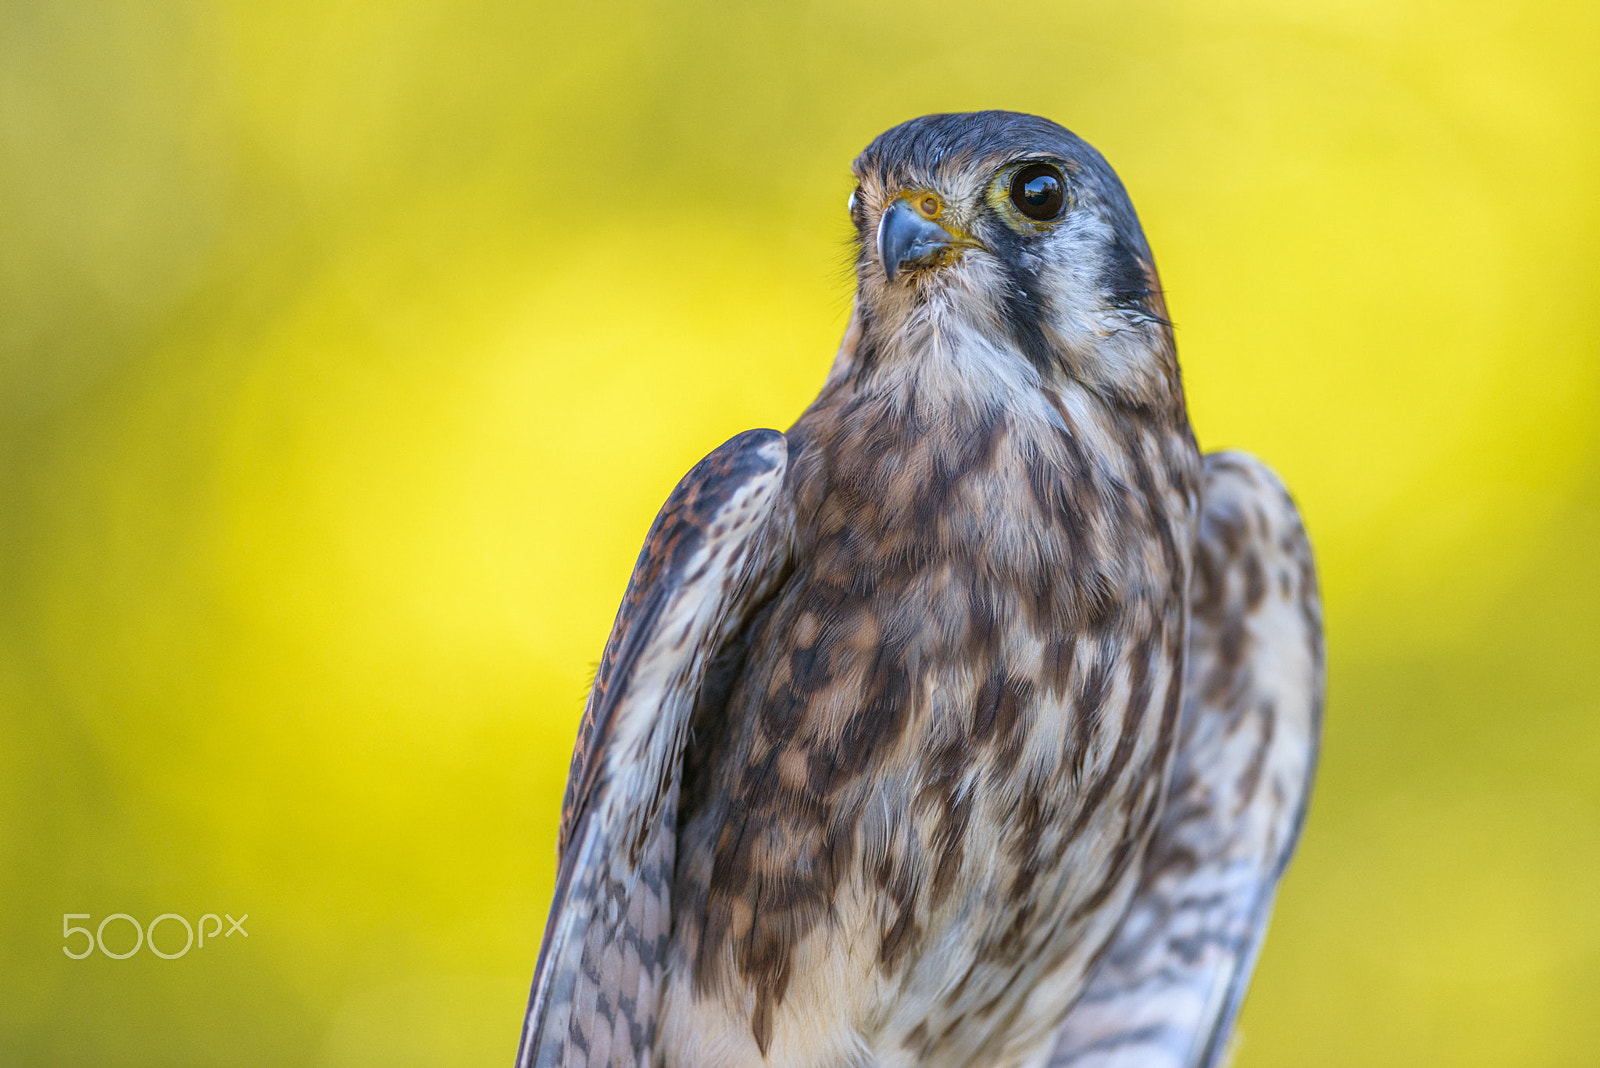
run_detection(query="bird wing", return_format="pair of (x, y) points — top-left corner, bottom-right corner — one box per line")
(514, 429), (791, 1068)
(1046, 450), (1324, 1068)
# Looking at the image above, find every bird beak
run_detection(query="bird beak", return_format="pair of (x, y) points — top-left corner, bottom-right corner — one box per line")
(877, 197), (958, 283)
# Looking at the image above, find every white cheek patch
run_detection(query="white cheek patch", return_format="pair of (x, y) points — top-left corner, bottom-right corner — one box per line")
(1029, 212), (1170, 398)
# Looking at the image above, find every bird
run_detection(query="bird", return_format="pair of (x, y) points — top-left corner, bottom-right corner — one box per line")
(514, 111), (1323, 1068)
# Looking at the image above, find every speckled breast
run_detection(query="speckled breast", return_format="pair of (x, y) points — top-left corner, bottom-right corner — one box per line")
(660, 396), (1196, 1068)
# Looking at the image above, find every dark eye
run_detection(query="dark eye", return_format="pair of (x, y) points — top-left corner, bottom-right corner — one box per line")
(1009, 163), (1066, 221)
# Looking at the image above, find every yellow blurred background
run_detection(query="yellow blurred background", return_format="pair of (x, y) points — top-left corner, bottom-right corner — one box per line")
(2, 0), (1597, 1064)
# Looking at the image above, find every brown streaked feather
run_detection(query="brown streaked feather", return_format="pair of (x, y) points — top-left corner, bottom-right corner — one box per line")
(660, 368), (1201, 1067)
(516, 429), (791, 1068)
(1045, 450), (1324, 1068)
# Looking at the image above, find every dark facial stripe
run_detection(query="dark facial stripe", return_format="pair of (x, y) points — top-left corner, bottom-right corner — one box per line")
(1100, 232), (1162, 317)
(981, 215), (1058, 374)
(997, 263), (1057, 374)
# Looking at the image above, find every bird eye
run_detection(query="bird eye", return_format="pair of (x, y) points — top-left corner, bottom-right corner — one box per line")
(1009, 163), (1066, 222)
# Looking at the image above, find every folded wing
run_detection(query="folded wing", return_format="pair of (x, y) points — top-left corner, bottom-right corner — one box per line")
(1046, 450), (1325, 1068)
(515, 429), (791, 1068)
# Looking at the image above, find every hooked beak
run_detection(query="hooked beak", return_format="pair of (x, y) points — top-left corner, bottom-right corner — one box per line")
(877, 198), (958, 283)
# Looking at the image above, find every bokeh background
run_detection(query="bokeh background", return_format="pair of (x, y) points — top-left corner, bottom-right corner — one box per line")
(2, 0), (1597, 1064)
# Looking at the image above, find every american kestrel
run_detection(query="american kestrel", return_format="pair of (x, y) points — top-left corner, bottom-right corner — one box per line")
(515, 111), (1323, 1068)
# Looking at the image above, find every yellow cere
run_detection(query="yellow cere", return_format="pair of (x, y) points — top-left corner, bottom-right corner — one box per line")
(0, 1), (1597, 1066)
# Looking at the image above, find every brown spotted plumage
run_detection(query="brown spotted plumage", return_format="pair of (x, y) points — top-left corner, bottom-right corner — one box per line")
(515, 112), (1322, 1068)
(1045, 453), (1323, 1068)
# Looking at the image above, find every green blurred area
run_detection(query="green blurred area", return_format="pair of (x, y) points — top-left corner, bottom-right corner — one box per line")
(2, 0), (1597, 1064)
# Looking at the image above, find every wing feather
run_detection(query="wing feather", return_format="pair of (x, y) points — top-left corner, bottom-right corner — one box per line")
(1046, 450), (1325, 1068)
(515, 429), (790, 1068)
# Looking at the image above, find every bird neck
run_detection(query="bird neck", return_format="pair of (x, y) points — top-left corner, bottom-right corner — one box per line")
(786, 310), (1199, 618)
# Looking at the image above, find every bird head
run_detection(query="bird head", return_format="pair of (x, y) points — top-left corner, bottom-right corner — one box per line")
(843, 112), (1179, 412)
